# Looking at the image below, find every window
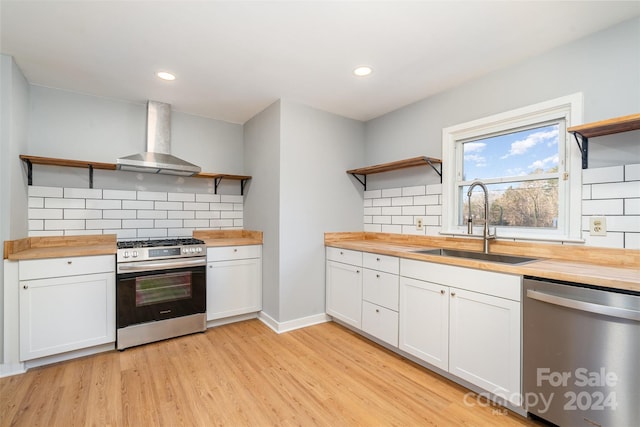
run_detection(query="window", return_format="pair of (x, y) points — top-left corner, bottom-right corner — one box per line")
(442, 94), (583, 242)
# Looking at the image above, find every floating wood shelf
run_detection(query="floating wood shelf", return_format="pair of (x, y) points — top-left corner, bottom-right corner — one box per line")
(567, 113), (640, 169)
(20, 155), (251, 194)
(347, 156), (442, 190)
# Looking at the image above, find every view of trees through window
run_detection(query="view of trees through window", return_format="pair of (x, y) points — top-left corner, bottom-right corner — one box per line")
(459, 124), (561, 229)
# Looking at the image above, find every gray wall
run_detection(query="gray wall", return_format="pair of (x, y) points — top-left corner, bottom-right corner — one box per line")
(244, 100), (364, 324)
(364, 16), (640, 190)
(243, 101), (282, 320)
(1, 55), (29, 364)
(279, 100), (364, 322)
(26, 86), (245, 194)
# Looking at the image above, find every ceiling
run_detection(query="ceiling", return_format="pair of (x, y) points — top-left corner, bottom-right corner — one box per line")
(2, 1), (639, 124)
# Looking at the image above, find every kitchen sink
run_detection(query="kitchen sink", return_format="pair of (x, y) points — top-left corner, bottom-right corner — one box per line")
(413, 248), (538, 265)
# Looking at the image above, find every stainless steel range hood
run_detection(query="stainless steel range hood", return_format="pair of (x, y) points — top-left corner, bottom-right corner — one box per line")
(116, 101), (201, 176)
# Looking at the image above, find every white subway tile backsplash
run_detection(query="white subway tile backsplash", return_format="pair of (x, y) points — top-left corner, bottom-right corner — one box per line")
(233, 203), (244, 211)
(364, 207), (381, 216)
(65, 209), (103, 219)
(45, 219), (85, 230)
(211, 203), (234, 211)
(626, 164), (640, 181)
(103, 189), (136, 200)
(29, 208), (63, 219)
(582, 165), (624, 184)
(185, 219), (210, 228)
(606, 216), (640, 232)
(155, 219), (183, 228)
(184, 202), (209, 211)
(233, 219), (243, 228)
(382, 206), (402, 216)
(29, 186), (63, 198)
(169, 211), (195, 219)
(582, 232), (625, 249)
(122, 219), (154, 229)
(364, 189), (381, 199)
(122, 200), (154, 210)
(402, 206), (425, 216)
(29, 220), (43, 230)
(105, 229), (137, 240)
(86, 219), (121, 229)
(87, 199), (121, 209)
(168, 228), (195, 237)
(137, 210), (168, 219)
(372, 215), (391, 224)
(625, 233), (640, 250)
(28, 197), (44, 208)
(103, 210), (137, 219)
(45, 198), (85, 209)
(414, 195), (439, 205)
(168, 192), (195, 202)
(137, 191), (167, 201)
(364, 223), (382, 232)
(196, 211), (221, 219)
(29, 230), (63, 237)
(372, 198), (392, 207)
(155, 201), (183, 210)
(195, 194), (220, 203)
(582, 199), (624, 215)
(364, 199), (372, 207)
(65, 229), (102, 236)
(625, 199), (640, 215)
(392, 216), (413, 225)
(402, 186), (426, 196)
(426, 184), (442, 195)
(381, 224), (402, 234)
(591, 181), (640, 199)
(391, 197), (413, 206)
(138, 228), (168, 238)
(364, 216), (372, 224)
(209, 219), (233, 228)
(382, 188), (402, 197)
(221, 195), (243, 203)
(64, 188), (102, 199)
(582, 184), (592, 200)
(425, 205), (442, 216)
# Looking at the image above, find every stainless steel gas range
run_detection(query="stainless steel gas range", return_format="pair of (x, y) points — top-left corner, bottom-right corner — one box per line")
(116, 237), (207, 350)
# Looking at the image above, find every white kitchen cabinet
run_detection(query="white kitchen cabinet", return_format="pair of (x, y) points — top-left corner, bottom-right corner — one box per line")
(19, 255), (115, 361)
(361, 253), (399, 346)
(399, 276), (449, 370)
(399, 258), (522, 406)
(448, 287), (521, 403)
(206, 245), (262, 321)
(326, 248), (362, 328)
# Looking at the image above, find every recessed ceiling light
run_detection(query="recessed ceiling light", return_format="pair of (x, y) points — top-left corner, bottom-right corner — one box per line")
(353, 66), (373, 77)
(156, 71), (176, 81)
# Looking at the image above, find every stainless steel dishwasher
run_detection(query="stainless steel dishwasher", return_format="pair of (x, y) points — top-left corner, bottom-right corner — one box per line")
(523, 277), (640, 427)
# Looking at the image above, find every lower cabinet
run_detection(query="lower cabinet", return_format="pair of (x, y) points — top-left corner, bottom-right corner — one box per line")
(206, 245), (262, 321)
(362, 301), (398, 346)
(326, 256), (362, 328)
(19, 255), (115, 361)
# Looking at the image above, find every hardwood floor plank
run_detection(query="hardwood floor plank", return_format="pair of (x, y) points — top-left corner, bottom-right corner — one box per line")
(0, 319), (542, 426)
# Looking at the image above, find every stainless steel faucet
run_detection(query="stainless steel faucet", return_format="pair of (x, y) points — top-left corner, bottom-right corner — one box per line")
(467, 181), (496, 254)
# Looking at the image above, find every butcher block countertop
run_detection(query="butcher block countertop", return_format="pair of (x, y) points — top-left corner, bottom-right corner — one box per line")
(4, 235), (117, 260)
(325, 232), (640, 293)
(4, 230), (263, 261)
(193, 229), (263, 246)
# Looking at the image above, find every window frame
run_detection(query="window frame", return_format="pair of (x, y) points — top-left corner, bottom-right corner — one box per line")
(441, 93), (584, 242)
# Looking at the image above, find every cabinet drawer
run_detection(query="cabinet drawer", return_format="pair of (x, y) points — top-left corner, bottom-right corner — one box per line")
(19, 255), (115, 281)
(362, 301), (399, 347)
(363, 269), (399, 310)
(363, 252), (399, 274)
(207, 245), (261, 261)
(326, 247), (362, 266)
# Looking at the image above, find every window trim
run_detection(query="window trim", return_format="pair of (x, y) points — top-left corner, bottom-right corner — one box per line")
(441, 93), (584, 242)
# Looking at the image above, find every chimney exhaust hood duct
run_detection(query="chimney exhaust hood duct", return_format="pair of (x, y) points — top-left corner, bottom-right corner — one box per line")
(116, 101), (201, 176)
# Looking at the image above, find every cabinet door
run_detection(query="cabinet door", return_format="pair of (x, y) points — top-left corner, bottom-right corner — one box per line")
(363, 269), (399, 310)
(207, 258), (262, 320)
(449, 288), (521, 405)
(20, 272), (115, 361)
(326, 260), (362, 328)
(362, 301), (398, 347)
(399, 277), (449, 371)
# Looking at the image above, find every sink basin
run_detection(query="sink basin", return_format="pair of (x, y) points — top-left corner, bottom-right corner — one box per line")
(413, 248), (538, 265)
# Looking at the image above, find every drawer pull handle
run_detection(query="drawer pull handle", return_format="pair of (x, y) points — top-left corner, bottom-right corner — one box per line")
(67, 261), (72, 265)
(356, 270), (360, 273)
(376, 257), (380, 261)
(440, 289), (445, 295)
(451, 292), (456, 297)
(234, 249), (238, 252)
(340, 251), (344, 255)
(376, 274), (380, 278)
(23, 285), (28, 289)
(375, 309), (379, 313)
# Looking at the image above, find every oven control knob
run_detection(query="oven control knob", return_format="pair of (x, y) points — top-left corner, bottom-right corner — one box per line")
(123, 251), (129, 258)
(197, 247), (202, 253)
(132, 251), (138, 258)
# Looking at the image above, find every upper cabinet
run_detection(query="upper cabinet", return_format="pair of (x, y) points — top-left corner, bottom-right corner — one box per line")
(567, 113), (640, 169)
(19, 154), (252, 194)
(347, 156), (442, 190)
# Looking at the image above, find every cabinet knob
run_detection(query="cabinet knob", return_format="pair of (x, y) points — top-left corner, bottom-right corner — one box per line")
(451, 292), (456, 297)
(23, 285), (28, 289)
(67, 261), (72, 265)
(340, 251), (344, 255)
(375, 309), (379, 313)
(376, 257), (380, 261)
(440, 289), (445, 295)
(233, 248), (238, 252)
(376, 274), (380, 278)
(356, 270), (360, 273)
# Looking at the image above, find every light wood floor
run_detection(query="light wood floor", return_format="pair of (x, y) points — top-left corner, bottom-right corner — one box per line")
(1, 320), (544, 426)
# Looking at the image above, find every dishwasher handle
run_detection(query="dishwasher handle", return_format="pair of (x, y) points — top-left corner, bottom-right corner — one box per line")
(526, 289), (640, 322)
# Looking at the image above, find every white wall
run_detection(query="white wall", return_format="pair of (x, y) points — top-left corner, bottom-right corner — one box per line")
(364, 17), (640, 191)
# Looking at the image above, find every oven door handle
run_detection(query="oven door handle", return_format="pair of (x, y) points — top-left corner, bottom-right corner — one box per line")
(526, 289), (640, 322)
(118, 258), (206, 272)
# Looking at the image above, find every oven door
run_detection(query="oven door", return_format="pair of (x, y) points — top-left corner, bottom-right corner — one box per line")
(117, 260), (206, 329)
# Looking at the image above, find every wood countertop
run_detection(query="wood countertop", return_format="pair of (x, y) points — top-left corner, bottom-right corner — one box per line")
(4, 230), (263, 261)
(325, 232), (640, 293)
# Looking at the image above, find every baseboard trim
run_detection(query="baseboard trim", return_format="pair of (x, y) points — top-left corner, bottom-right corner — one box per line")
(258, 312), (330, 334)
(207, 312), (258, 328)
(0, 362), (26, 378)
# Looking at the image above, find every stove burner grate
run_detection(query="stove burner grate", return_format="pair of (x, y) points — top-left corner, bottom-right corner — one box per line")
(117, 238), (205, 249)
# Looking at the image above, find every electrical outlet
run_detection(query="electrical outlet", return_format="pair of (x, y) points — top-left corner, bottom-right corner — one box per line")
(589, 216), (607, 236)
(416, 217), (424, 230)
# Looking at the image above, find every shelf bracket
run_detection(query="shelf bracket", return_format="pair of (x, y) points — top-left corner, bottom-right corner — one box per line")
(25, 158), (33, 186)
(350, 173), (367, 190)
(425, 159), (443, 183)
(88, 164), (94, 189)
(240, 178), (248, 196)
(214, 177), (223, 194)
(572, 132), (589, 169)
